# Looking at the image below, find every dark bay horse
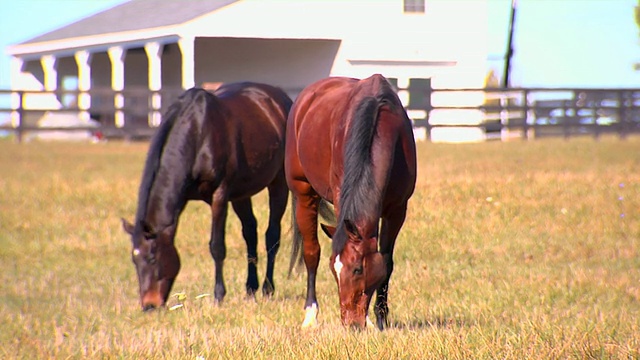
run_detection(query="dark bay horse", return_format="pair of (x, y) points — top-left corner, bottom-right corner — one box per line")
(285, 74), (417, 330)
(122, 82), (292, 311)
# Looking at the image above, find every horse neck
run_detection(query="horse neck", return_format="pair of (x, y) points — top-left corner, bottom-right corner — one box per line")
(143, 164), (190, 233)
(133, 87), (214, 242)
(138, 116), (199, 234)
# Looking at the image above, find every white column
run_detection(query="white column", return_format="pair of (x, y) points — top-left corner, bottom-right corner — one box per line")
(108, 46), (126, 127)
(9, 57), (24, 128)
(74, 50), (92, 121)
(9, 56), (24, 89)
(145, 41), (163, 126)
(41, 55), (58, 91)
(178, 36), (195, 90)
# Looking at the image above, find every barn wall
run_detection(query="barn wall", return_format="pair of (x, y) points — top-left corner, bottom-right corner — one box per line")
(194, 37), (340, 92)
(91, 52), (111, 88)
(161, 43), (182, 89)
(124, 48), (148, 88)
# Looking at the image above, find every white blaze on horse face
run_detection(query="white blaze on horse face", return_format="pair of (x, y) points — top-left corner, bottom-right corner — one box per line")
(333, 255), (343, 286)
(302, 303), (318, 328)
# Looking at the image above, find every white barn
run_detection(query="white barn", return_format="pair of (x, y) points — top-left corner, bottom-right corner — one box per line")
(6, 0), (489, 142)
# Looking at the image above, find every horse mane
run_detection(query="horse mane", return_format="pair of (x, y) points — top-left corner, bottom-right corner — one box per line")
(132, 88), (204, 243)
(332, 82), (400, 254)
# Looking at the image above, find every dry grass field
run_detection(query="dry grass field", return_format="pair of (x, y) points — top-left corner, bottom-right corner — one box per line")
(0, 136), (639, 359)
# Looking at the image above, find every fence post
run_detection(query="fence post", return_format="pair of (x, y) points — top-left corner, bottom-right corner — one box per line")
(426, 82), (432, 140)
(619, 90), (628, 139)
(593, 91), (600, 140)
(523, 89), (530, 140)
(563, 95), (572, 139)
(499, 90), (507, 141)
(14, 91), (24, 143)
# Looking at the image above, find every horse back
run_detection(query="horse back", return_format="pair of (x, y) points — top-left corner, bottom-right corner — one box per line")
(287, 75), (416, 209)
(287, 77), (359, 201)
(195, 83), (290, 200)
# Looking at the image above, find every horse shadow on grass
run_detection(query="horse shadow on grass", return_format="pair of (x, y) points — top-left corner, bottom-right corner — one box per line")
(269, 291), (474, 330)
(388, 314), (474, 330)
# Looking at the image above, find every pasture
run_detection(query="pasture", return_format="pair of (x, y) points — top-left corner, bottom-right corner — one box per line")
(0, 136), (639, 359)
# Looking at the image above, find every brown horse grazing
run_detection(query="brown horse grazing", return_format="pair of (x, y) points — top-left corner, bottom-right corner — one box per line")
(122, 83), (292, 311)
(285, 74), (417, 330)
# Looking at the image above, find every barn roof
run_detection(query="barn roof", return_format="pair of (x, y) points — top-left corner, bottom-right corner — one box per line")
(19, 0), (239, 45)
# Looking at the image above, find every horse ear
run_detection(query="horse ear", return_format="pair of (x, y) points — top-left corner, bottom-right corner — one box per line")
(343, 219), (357, 237)
(320, 224), (336, 239)
(141, 221), (156, 239)
(122, 218), (135, 235)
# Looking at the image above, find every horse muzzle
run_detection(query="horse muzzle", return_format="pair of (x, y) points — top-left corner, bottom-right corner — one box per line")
(140, 277), (174, 311)
(141, 289), (165, 311)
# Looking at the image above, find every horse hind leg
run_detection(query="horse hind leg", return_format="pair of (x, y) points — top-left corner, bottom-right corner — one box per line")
(209, 192), (230, 303)
(262, 170), (288, 297)
(231, 198), (260, 298)
(291, 189), (322, 328)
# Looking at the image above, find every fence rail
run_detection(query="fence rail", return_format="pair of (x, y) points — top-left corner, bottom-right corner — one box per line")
(0, 88), (184, 142)
(1, 86), (640, 142)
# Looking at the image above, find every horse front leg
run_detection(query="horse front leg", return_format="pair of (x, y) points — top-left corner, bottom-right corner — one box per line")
(262, 170), (289, 297)
(375, 204), (408, 330)
(231, 198), (259, 298)
(209, 189), (229, 304)
(293, 192), (321, 328)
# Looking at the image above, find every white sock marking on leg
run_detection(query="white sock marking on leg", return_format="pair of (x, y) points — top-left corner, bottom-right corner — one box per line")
(302, 303), (318, 328)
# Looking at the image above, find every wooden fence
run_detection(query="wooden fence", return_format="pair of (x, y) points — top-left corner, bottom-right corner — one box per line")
(424, 88), (640, 141)
(1, 86), (639, 142)
(0, 88), (184, 142)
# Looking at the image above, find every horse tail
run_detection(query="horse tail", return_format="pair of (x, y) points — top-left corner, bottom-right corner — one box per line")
(287, 197), (336, 278)
(318, 198), (337, 225)
(288, 195), (302, 278)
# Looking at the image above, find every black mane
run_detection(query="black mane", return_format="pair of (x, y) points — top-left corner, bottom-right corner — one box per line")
(332, 102), (378, 253)
(132, 88), (203, 244)
(332, 82), (402, 254)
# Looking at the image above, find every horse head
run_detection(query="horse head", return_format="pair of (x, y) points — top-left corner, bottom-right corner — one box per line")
(321, 219), (386, 328)
(122, 219), (181, 311)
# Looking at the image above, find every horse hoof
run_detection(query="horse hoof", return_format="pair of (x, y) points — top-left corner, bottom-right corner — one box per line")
(375, 317), (387, 330)
(301, 319), (318, 329)
(214, 284), (226, 304)
(301, 304), (319, 329)
(246, 287), (257, 298)
(262, 282), (275, 298)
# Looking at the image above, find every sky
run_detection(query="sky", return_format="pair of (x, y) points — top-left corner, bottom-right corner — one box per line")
(489, 0), (640, 88)
(0, 0), (127, 87)
(0, 0), (639, 89)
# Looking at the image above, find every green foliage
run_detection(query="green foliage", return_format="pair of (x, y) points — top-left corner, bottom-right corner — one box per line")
(0, 137), (639, 359)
